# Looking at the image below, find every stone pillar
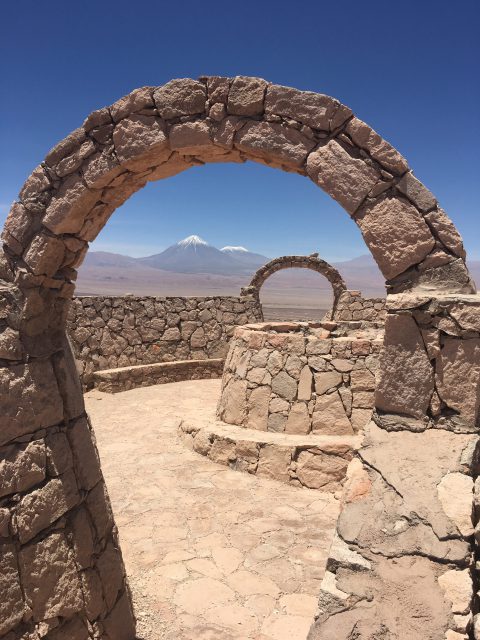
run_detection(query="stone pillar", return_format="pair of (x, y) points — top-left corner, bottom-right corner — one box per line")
(309, 292), (480, 639)
(0, 285), (135, 639)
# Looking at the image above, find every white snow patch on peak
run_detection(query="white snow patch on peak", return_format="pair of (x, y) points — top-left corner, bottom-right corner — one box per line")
(177, 235), (209, 247)
(221, 246), (249, 252)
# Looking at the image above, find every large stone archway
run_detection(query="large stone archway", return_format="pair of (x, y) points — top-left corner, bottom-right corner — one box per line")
(1, 76), (479, 640)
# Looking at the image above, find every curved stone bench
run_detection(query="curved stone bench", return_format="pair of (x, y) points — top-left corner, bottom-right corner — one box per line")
(179, 419), (361, 492)
(92, 358), (224, 393)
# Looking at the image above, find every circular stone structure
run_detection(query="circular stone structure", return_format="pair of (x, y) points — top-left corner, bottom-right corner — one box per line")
(217, 320), (384, 436)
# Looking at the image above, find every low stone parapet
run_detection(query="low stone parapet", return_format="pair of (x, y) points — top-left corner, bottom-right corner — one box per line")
(92, 358), (224, 393)
(179, 419), (361, 492)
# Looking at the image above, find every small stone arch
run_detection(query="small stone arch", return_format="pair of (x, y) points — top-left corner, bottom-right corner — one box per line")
(1, 76), (479, 640)
(241, 254), (347, 318)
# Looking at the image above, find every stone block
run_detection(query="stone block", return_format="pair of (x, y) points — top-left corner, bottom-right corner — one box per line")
(235, 121), (315, 169)
(227, 76), (267, 116)
(113, 114), (167, 165)
(23, 234), (65, 277)
(19, 532), (83, 622)
(169, 120), (213, 155)
(0, 440), (46, 498)
(285, 402), (310, 434)
(314, 371), (342, 395)
(396, 172), (436, 212)
(43, 172), (100, 235)
(350, 369), (375, 391)
(217, 379), (247, 425)
(257, 444), (291, 482)
(376, 314), (434, 419)
(247, 385), (270, 431)
(312, 392), (353, 435)
(110, 86), (154, 122)
(356, 196), (435, 280)
(154, 78), (206, 119)
(0, 360), (64, 447)
(0, 544), (26, 635)
(70, 507), (95, 569)
(85, 481), (114, 543)
(424, 208), (466, 258)
(265, 84), (349, 130)
(295, 450), (349, 490)
(345, 117), (409, 175)
(271, 370), (297, 401)
(15, 471), (80, 543)
(209, 438), (236, 465)
(436, 337), (480, 426)
(306, 140), (380, 214)
(297, 365), (313, 401)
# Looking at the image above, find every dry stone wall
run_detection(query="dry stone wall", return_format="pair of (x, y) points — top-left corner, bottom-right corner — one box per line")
(333, 289), (387, 323)
(0, 75), (479, 640)
(68, 295), (262, 388)
(218, 322), (383, 436)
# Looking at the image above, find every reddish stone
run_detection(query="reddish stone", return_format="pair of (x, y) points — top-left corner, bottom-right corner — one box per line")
(356, 196), (435, 280)
(235, 121), (315, 169)
(306, 140), (380, 214)
(227, 76), (267, 116)
(153, 78), (206, 119)
(265, 84), (351, 131)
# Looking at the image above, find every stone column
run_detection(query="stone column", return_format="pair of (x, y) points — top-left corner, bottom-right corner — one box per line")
(0, 284), (135, 639)
(309, 292), (480, 639)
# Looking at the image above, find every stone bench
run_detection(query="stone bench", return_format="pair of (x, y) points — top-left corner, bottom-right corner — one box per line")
(179, 418), (361, 492)
(92, 358), (224, 393)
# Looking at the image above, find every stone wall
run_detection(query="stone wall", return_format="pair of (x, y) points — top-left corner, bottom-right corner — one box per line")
(309, 292), (480, 640)
(67, 295), (262, 387)
(333, 290), (387, 323)
(218, 322), (383, 436)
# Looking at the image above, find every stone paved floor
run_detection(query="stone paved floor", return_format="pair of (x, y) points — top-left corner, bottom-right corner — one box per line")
(85, 379), (340, 640)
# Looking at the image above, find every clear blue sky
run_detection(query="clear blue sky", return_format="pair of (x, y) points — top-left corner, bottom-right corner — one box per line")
(1, 0), (479, 261)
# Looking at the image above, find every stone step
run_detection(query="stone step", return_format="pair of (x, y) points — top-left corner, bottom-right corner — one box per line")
(92, 358), (224, 393)
(179, 418), (362, 492)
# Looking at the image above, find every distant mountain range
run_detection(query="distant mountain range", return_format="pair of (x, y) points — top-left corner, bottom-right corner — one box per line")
(77, 235), (480, 304)
(135, 235), (268, 275)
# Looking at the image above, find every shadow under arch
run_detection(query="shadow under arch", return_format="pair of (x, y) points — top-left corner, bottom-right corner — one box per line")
(1, 75), (478, 640)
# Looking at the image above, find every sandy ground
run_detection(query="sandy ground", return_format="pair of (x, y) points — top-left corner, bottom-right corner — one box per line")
(85, 380), (340, 640)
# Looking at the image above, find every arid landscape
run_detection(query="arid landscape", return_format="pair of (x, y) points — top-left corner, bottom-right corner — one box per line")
(76, 246), (480, 321)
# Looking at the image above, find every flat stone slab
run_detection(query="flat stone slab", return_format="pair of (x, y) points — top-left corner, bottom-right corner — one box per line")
(92, 358), (224, 392)
(85, 379), (341, 640)
(179, 417), (361, 492)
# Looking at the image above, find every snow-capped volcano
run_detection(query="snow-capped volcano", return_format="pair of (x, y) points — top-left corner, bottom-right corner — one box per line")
(178, 235), (209, 248)
(139, 235), (268, 275)
(137, 236), (268, 275)
(221, 246), (249, 253)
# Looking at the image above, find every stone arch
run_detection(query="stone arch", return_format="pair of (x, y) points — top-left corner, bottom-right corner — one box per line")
(1, 76), (479, 639)
(241, 254), (347, 318)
